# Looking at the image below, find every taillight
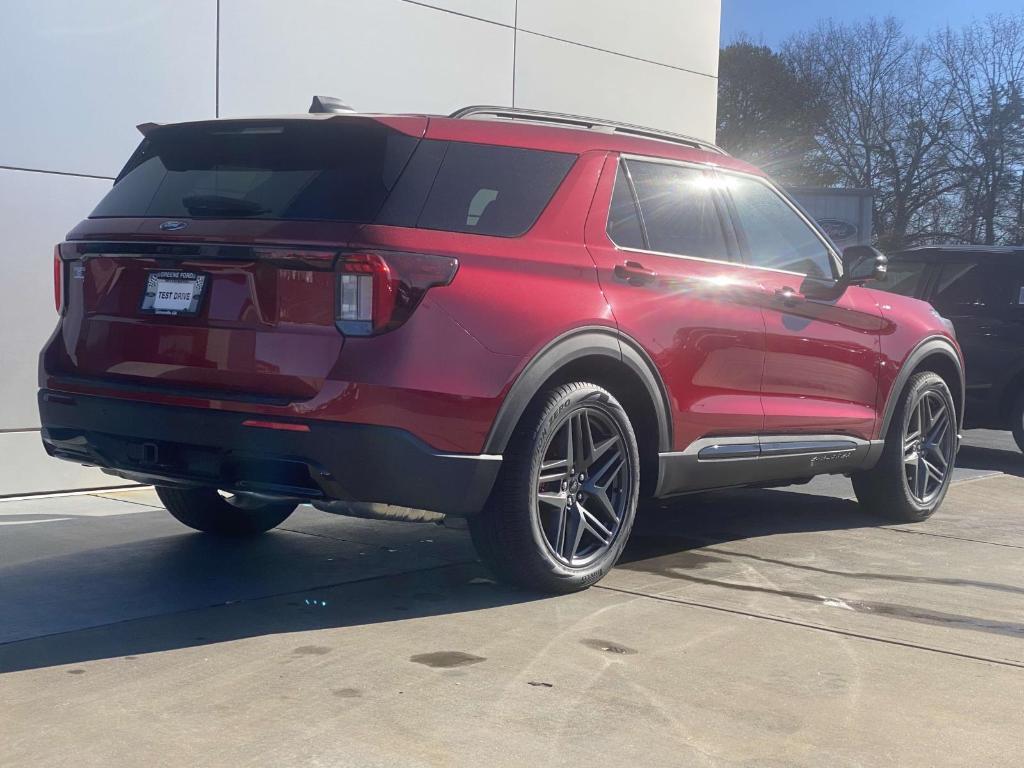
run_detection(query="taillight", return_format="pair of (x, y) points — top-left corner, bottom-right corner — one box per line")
(53, 245), (64, 314)
(335, 250), (458, 335)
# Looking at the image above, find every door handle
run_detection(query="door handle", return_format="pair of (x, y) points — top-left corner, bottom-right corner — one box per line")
(774, 286), (805, 306)
(614, 260), (658, 286)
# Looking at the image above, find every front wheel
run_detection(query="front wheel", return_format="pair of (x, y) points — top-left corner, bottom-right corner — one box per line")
(469, 382), (640, 593)
(156, 486), (297, 536)
(852, 371), (957, 522)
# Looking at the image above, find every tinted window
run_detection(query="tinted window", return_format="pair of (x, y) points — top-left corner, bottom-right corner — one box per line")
(871, 260), (929, 297)
(626, 160), (728, 259)
(931, 262), (1009, 315)
(374, 139), (449, 227)
(416, 143), (575, 237)
(92, 120), (418, 222)
(606, 163), (645, 249)
(728, 176), (835, 278)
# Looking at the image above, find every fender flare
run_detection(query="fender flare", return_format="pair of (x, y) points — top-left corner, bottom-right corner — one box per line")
(482, 326), (672, 455)
(879, 336), (965, 438)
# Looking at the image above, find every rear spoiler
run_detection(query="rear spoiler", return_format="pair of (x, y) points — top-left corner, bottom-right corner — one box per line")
(133, 113), (425, 142)
(136, 96), (355, 137)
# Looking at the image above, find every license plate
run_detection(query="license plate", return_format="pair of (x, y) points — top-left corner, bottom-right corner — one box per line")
(140, 271), (207, 316)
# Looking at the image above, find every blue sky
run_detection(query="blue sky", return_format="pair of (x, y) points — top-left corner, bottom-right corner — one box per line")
(721, 0), (1022, 47)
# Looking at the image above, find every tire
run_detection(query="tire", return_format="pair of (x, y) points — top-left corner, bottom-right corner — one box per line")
(469, 382), (640, 593)
(156, 486), (297, 536)
(852, 371), (957, 523)
(1011, 391), (1024, 454)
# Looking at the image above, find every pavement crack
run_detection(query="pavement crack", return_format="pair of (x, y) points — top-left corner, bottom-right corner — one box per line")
(883, 527), (1024, 550)
(594, 583), (1024, 670)
(700, 546), (1024, 595)
(85, 494), (164, 511)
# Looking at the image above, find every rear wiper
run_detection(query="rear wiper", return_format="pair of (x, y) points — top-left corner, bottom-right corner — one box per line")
(181, 194), (268, 217)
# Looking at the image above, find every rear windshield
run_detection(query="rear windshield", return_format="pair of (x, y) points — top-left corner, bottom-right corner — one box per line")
(92, 119), (576, 236)
(92, 120), (418, 222)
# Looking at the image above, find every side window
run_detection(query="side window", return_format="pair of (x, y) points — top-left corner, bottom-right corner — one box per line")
(606, 163), (645, 249)
(870, 260), (929, 297)
(727, 175), (835, 279)
(625, 160), (729, 260)
(931, 262), (1009, 316)
(415, 143), (576, 237)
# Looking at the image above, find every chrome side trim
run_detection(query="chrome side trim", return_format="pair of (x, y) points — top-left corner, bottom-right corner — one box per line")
(672, 434), (870, 458)
(654, 434), (881, 498)
(696, 443), (760, 460)
(759, 439), (859, 457)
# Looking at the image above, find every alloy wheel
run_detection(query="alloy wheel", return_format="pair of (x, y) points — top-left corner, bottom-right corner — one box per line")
(903, 389), (954, 505)
(534, 406), (633, 567)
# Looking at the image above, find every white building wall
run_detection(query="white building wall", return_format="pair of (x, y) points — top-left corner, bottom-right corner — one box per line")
(0, 0), (721, 496)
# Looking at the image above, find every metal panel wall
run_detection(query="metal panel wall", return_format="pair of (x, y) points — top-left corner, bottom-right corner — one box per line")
(790, 188), (875, 249)
(514, 32), (718, 142)
(218, 0), (515, 117)
(0, 0), (216, 496)
(517, 0), (721, 76)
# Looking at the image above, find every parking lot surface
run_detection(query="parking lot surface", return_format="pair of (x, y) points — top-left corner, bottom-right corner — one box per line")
(2, 430), (1023, 767)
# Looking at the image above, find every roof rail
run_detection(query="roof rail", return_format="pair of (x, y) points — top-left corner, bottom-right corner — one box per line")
(449, 105), (725, 155)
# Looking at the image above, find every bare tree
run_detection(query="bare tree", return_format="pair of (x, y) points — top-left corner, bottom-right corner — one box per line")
(934, 15), (1024, 245)
(875, 45), (960, 248)
(718, 14), (1024, 247)
(785, 18), (956, 250)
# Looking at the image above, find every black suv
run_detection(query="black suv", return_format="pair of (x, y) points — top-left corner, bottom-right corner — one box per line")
(876, 246), (1024, 450)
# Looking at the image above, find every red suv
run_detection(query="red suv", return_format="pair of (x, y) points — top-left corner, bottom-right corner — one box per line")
(39, 103), (964, 592)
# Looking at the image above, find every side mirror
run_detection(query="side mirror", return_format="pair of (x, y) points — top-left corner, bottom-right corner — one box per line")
(841, 245), (887, 285)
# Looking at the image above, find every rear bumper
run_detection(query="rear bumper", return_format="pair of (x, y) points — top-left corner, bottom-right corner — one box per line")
(38, 390), (500, 516)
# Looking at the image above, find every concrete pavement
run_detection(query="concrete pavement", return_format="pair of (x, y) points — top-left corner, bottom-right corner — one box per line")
(1, 430), (1022, 766)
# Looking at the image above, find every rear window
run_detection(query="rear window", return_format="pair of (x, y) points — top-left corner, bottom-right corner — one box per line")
(92, 121), (576, 237)
(92, 120), (418, 222)
(931, 262), (1010, 315)
(414, 143), (575, 237)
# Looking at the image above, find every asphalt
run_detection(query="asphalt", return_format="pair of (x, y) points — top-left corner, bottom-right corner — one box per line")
(1, 429), (1022, 767)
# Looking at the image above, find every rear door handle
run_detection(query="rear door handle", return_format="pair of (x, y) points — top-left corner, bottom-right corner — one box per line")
(614, 260), (658, 286)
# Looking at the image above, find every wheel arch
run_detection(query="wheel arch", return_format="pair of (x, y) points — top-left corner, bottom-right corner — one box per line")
(483, 327), (672, 496)
(880, 336), (965, 439)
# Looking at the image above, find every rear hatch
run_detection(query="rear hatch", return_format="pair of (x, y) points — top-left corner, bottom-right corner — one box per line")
(51, 115), (426, 402)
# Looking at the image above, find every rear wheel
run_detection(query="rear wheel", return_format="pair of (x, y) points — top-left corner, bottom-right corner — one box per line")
(156, 486), (297, 536)
(852, 371), (957, 522)
(469, 382), (640, 593)
(1011, 390), (1024, 454)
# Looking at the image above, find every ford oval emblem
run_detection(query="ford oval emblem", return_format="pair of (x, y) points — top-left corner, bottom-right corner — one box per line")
(159, 220), (188, 231)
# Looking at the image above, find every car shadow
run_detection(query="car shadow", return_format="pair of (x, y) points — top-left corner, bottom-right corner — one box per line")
(0, 484), (886, 675)
(623, 486), (875, 563)
(956, 443), (1024, 479)
(4, 471), (1002, 675)
(0, 530), (530, 674)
